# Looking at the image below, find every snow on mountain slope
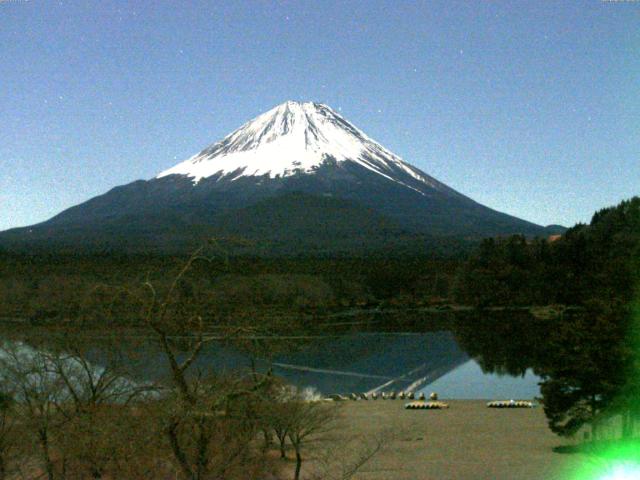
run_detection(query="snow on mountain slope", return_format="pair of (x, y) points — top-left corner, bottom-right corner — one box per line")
(157, 101), (442, 194)
(0, 100), (555, 255)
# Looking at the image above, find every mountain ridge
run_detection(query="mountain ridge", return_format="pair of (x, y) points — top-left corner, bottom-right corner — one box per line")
(0, 101), (562, 255)
(157, 101), (449, 192)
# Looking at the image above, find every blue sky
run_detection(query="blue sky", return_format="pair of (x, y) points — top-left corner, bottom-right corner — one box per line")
(1, 0), (638, 231)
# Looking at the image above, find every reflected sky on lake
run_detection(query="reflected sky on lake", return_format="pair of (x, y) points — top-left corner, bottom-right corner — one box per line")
(419, 359), (541, 400)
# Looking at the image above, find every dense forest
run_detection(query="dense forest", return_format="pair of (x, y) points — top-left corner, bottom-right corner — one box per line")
(0, 251), (462, 325)
(454, 197), (640, 440)
(454, 196), (640, 309)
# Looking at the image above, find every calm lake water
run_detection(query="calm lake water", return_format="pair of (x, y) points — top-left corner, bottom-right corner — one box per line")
(1, 328), (541, 399)
(269, 332), (540, 399)
(418, 360), (540, 400)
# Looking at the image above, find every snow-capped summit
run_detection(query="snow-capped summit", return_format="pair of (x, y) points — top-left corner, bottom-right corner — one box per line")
(157, 101), (439, 193)
(0, 100), (556, 255)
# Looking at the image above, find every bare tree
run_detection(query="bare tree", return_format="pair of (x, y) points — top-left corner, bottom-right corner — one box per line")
(45, 331), (153, 479)
(140, 248), (275, 480)
(285, 400), (339, 480)
(260, 384), (298, 459)
(261, 385), (390, 480)
(0, 342), (66, 480)
(269, 400), (292, 459)
(309, 430), (390, 480)
(0, 244), (389, 480)
(0, 390), (19, 480)
(0, 329), (155, 480)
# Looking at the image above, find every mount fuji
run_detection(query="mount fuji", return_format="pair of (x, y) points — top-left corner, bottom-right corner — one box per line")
(0, 101), (560, 255)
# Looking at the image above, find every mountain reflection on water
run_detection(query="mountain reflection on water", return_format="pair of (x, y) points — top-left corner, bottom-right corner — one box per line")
(270, 325), (541, 397)
(79, 331), (472, 396)
(0, 312), (545, 398)
(272, 331), (469, 394)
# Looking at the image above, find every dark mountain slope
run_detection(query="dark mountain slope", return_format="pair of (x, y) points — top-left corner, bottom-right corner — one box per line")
(0, 101), (558, 255)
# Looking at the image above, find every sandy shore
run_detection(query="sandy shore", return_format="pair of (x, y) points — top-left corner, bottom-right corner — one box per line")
(324, 400), (589, 480)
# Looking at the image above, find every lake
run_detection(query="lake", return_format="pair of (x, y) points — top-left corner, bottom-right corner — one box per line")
(418, 360), (540, 400)
(269, 331), (540, 398)
(0, 327), (542, 400)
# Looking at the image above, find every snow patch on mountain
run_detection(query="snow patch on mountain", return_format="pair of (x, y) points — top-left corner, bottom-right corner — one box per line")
(156, 101), (441, 193)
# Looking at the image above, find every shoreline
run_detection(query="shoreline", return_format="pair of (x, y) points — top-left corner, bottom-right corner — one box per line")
(322, 400), (587, 480)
